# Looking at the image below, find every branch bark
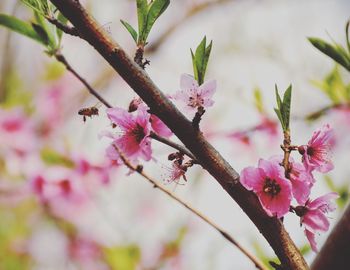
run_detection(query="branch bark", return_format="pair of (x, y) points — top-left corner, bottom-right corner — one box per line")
(311, 203), (350, 270)
(48, 1), (308, 269)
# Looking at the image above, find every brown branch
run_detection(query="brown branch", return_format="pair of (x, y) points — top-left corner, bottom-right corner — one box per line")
(311, 203), (350, 270)
(150, 131), (197, 162)
(48, 1), (308, 269)
(46, 16), (79, 37)
(113, 144), (268, 270)
(54, 53), (112, 108)
(281, 130), (292, 178)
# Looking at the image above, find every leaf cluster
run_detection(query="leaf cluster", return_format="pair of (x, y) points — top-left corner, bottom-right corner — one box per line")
(0, 0), (69, 55)
(274, 85), (292, 132)
(308, 21), (350, 71)
(121, 0), (170, 46)
(191, 36), (213, 85)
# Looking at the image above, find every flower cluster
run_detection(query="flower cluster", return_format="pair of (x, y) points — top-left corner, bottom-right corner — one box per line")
(104, 98), (172, 164)
(240, 124), (338, 252)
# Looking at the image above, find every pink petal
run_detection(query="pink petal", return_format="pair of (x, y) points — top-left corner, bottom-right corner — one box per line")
(199, 79), (216, 98)
(305, 229), (318, 252)
(308, 192), (339, 210)
(240, 167), (264, 192)
(106, 107), (134, 130)
(180, 74), (198, 91)
(150, 115), (173, 137)
(303, 210), (330, 232)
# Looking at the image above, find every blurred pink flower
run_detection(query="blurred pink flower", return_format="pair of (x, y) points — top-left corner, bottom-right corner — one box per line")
(296, 192), (338, 252)
(106, 106), (152, 162)
(255, 116), (279, 138)
(0, 108), (37, 156)
(299, 124), (335, 173)
(240, 159), (292, 218)
(173, 74), (216, 112)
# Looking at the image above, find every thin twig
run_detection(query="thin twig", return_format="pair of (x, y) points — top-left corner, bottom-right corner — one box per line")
(150, 131), (198, 162)
(281, 130), (292, 178)
(46, 16), (79, 36)
(113, 144), (268, 270)
(55, 53), (112, 108)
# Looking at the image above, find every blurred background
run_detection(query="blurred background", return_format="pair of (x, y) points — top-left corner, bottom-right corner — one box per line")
(0, 0), (349, 269)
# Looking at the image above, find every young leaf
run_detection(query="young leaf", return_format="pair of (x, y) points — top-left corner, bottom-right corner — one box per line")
(136, 0), (148, 43)
(281, 85), (292, 131)
(0, 14), (46, 45)
(346, 21), (350, 54)
(21, 0), (49, 15)
(308, 37), (350, 71)
(202, 40), (213, 80)
(120, 20), (138, 43)
(253, 87), (264, 113)
(274, 108), (285, 131)
(275, 85), (282, 109)
(34, 11), (57, 49)
(195, 37), (207, 85)
(31, 23), (49, 45)
(56, 12), (68, 42)
(142, 0), (170, 42)
(190, 49), (198, 82)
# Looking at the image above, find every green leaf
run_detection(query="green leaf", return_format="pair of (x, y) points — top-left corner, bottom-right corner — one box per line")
(104, 245), (141, 270)
(136, 0), (148, 43)
(203, 40), (213, 78)
(40, 148), (75, 168)
(346, 20), (350, 54)
(56, 12), (68, 42)
(21, 0), (50, 15)
(121, 20), (138, 43)
(142, 0), (170, 42)
(31, 23), (49, 45)
(275, 85), (282, 109)
(190, 49), (198, 82)
(34, 11), (57, 50)
(274, 108), (284, 130)
(195, 36), (207, 85)
(0, 14), (46, 45)
(308, 37), (350, 71)
(281, 84), (292, 131)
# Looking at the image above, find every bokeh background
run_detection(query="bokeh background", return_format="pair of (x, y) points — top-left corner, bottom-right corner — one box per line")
(0, 0), (349, 269)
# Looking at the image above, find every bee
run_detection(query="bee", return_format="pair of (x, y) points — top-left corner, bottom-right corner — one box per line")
(78, 104), (100, 122)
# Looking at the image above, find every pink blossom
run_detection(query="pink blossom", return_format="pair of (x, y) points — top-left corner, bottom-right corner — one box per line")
(128, 97), (173, 137)
(106, 106), (152, 162)
(163, 161), (187, 184)
(0, 108), (37, 155)
(255, 116), (279, 138)
(269, 156), (314, 205)
(296, 192), (339, 252)
(240, 159), (292, 218)
(174, 74), (216, 112)
(299, 124), (335, 173)
(289, 162), (314, 205)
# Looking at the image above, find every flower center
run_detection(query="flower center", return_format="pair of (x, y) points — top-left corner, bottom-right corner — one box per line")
(132, 124), (146, 143)
(188, 94), (204, 108)
(306, 146), (315, 156)
(263, 178), (281, 197)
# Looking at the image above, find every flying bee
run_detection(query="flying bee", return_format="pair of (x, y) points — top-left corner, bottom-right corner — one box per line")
(78, 104), (100, 122)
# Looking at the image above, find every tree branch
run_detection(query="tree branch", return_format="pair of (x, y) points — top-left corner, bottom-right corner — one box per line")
(113, 144), (268, 270)
(55, 53), (112, 108)
(48, 1), (308, 269)
(46, 16), (79, 37)
(150, 131), (198, 162)
(311, 203), (350, 270)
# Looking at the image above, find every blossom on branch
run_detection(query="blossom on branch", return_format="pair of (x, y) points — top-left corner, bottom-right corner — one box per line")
(240, 159), (292, 218)
(106, 106), (152, 163)
(295, 192), (339, 252)
(298, 124), (335, 173)
(173, 74), (216, 112)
